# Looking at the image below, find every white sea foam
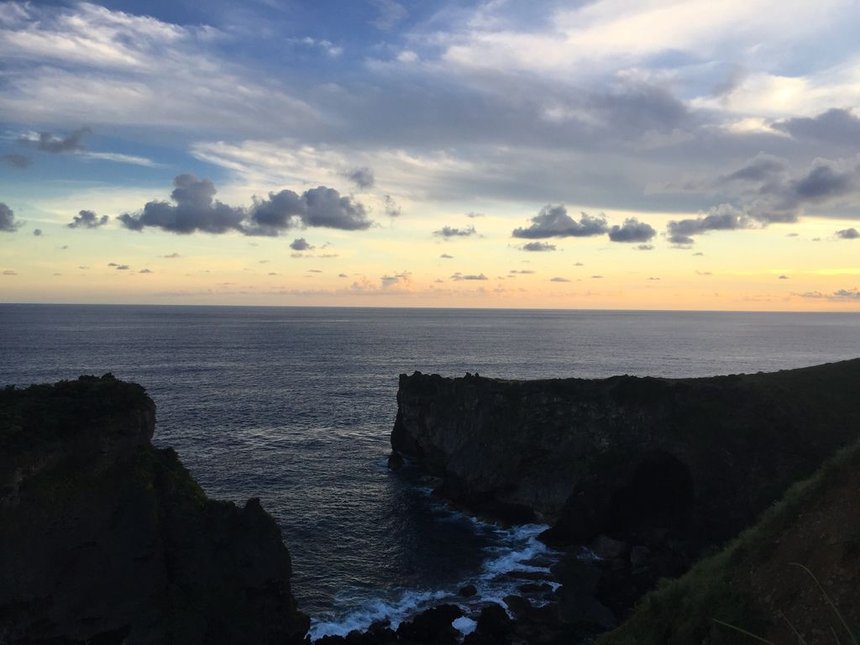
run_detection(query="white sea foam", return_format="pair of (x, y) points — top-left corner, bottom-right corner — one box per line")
(310, 589), (450, 640)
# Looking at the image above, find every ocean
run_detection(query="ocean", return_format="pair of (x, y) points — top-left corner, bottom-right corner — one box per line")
(1, 304), (858, 638)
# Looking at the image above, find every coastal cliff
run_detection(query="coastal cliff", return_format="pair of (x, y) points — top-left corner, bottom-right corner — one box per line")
(391, 359), (860, 552)
(0, 375), (309, 644)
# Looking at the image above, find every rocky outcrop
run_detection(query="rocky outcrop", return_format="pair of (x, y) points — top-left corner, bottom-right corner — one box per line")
(391, 359), (860, 552)
(0, 375), (309, 644)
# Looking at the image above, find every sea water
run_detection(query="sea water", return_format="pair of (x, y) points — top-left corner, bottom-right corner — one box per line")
(1, 305), (858, 637)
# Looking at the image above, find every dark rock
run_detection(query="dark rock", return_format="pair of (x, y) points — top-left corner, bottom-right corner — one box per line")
(458, 584), (478, 598)
(387, 451), (404, 470)
(590, 535), (629, 560)
(396, 604), (462, 644)
(463, 603), (513, 644)
(0, 375), (309, 644)
(629, 545), (651, 568)
(502, 595), (532, 619)
(518, 582), (553, 595)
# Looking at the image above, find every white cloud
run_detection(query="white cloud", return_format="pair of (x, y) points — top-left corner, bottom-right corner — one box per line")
(0, 2), (318, 134)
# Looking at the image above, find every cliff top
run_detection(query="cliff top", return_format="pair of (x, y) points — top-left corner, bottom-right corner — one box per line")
(0, 374), (154, 448)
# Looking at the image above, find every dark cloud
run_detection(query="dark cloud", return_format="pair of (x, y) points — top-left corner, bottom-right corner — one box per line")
(667, 205), (751, 245)
(119, 174), (245, 234)
(163, 252), (181, 258)
(836, 227), (859, 239)
(383, 195), (401, 217)
(512, 205), (607, 239)
(451, 272), (487, 281)
(591, 275), (603, 279)
(2, 270), (17, 276)
(338, 273), (348, 278)
(434, 224), (476, 238)
(778, 275), (789, 279)
(300, 186), (371, 230)
(343, 166), (375, 189)
(33, 228), (42, 236)
(0, 203), (21, 232)
(774, 109), (860, 144)
(68, 209), (108, 229)
(798, 288), (860, 300)
(117, 175), (372, 235)
(509, 269), (534, 274)
(24, 127), (90, 153)
(139, 268), (153, 274)
(380, 271), (410, 287)
(112, 264), (130, 270)
(466, 211), (484, 218)
(722, 153), (789, 183)
(1, 153), (30, 168)
(550, 277), (570, 282)
(440, 253), (454, 259)
(637, 244), (654, 251)
(608, 218), (656, 243)
(290, 237), (314, 251)
(791, 161), (857, 202)
(521, 241), (556, 252)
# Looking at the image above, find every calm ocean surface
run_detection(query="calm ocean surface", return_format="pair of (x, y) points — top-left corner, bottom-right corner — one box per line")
(2, 304), (858, 637)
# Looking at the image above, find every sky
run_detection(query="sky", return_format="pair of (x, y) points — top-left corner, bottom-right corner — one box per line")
(1, 0), (859, 310)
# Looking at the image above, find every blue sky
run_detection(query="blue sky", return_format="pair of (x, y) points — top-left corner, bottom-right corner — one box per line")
(1, 0), (860, 308)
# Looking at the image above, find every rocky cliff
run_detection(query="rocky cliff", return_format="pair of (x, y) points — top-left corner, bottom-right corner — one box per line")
(599, 437), (860, 644)
(0, 375), (309, 644)
(391, 359), (860, 552)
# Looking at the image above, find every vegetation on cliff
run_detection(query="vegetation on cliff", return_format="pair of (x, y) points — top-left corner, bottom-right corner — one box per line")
(599, 437), (860, 644)
(0, 375), (309, 644)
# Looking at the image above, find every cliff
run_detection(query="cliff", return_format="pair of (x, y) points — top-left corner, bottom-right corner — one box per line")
(599, 437), (860, 644)
(391, 359), (860, 553)
(0, 375), (309, 644)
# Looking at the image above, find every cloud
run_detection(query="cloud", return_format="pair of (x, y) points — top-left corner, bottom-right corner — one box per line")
(509, 269), (535, 274)
(667, 204), (752, 245)
(466, 212), (485, 218)
(290, 237), (314, 251)
(451, 272), (488, 281)
(33, 228), (42, 236)
(434, 224), (476, 238)
(512, 205), (607, 239)
(0, 203), (21, 232)
(68, 209), (108, 229)
(119, 174), (244, 234)
(798, 288), (860, 300)
(778, 275), (789, 279)
(380, 270), (411, 287)
(550, 277), (570, 282)
(107, 262), (130, 270)
(383, 195), (401, 217)
(440, 253), (454, 259)
(163, 252), (181, 258)
(21, 127), (90, 152)
(117, 174), (372, 235)
(343, 166), (375, 189)
(836, 227), (859, 239)
(774, 109), (860, 145)
(2, 270), (17, 276)
(371, 0), (407, 30)
(1, 153), (30, 168)
(139, 268), (153, 273)
(722, 153), (789, 184)
(608, 218), (656, 243)
(521, 241), (556, 252)
(637, 244), (654, 250)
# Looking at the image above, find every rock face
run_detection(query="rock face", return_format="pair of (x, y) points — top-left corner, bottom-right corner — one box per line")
(0, 375), (309, 644)
(391, 359), (860, 551)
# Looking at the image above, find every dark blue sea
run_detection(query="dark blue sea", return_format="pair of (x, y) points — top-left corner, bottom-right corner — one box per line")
(2, 305), (858, 638)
